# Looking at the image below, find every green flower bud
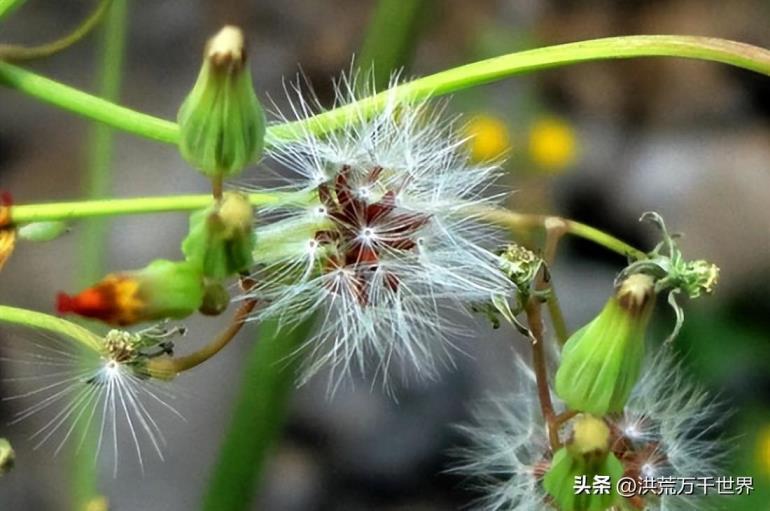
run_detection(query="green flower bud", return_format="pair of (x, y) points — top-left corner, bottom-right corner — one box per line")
(18, 221), (69, 242)
(543, 415), (624, 511)
(0, 438), (14, 476)
(182, 192), (255, 279)
(555, 274), (655, 415)
(178, 25), (266, 178)
(57, 259), (205, 326)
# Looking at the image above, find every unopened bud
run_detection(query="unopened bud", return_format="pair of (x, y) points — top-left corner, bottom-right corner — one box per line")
(543, 420), (623, 511)
(555, 274), (655, 415)
(18, 221), (69, 242)
(178, 26), (266, 179)
(182, 192), (255, 279)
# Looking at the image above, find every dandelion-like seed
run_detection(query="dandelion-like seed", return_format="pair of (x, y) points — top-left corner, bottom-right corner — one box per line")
(455, 348), (728, 511)
(612, 348), (728, 510)
(1, 326), (184, 475)
(248, 73), (514, 386)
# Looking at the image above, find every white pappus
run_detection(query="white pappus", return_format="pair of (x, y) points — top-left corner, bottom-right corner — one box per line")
(245, 72), (515, 388)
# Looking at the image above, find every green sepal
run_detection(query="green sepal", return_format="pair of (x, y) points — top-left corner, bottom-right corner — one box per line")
(137, 259), (206, 320)
(543, 447), (623, 511)
(543, 447), (624, 511)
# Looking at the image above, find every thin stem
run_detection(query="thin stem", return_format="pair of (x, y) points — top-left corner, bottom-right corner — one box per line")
(524, 296), (558, 451)
(146, 279), (259, 378)
(541, 218), (570, 345)
(72, 2), (127, 508)
(475, 207), (646, 260)
(9, 195), (643, 260)
(0, 0), (112, 61)
(0, 305), (102, 352)
(554, 410), (578, 428)
(358, 0), (427, 89)
(8, 192), (297, 224)
(0, 60), (178, 144)
(2, 36), (770, 146)
(546, 288), (569, 346)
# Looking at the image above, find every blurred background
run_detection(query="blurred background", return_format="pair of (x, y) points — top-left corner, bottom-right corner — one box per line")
(1, 1), (769, 510)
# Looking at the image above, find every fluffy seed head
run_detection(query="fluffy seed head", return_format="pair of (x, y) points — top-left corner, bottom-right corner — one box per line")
(247, 72), (514, 387)
(455, 348), (728, 511)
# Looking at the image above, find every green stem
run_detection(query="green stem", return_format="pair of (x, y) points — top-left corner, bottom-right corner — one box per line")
(0, 305), (102, 352)
(72, 2), (127, 510)
(0, 59), (177, 144)
(0, 0), (25, 20)
(201, 317), (314, 511)
(11, 194), (641, 258)
(9, 192), (291, 224)
(474, 207), (645, 260)
(358, 0), (428, 89)
(2, 36), (770, 146)
(0, 0), (112, 61)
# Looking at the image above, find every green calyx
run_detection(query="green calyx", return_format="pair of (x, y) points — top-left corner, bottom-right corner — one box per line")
(182, 192), (256, 280)
(543, 447), (624, 511)
(555, 274), (655, 415)
(177, 25), (266, 178)
(136, 259), (206, 320)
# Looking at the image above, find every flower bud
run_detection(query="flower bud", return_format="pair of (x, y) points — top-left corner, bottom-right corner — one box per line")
(18, 220), (69, 242)
(543, 415), (624, 511)
(182, 192), (255, 279)
(177, 25), (266, 179)
(0, 438), (14, 476)
(57, 259), (204, 326)
(555, 274), (655, 415)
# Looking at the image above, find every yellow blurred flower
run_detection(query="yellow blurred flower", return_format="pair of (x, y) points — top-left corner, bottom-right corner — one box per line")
(758, 423), (770, 477)
(528, 116), (578, 172)
(465, 114), (512, 162)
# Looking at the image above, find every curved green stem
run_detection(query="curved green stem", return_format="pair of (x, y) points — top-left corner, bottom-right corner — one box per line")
(0, 0), (112, 61)
(473, 208), (645, 260)
(0, 305), (102, 352)
(1, 36), (769, 146)
(0, 59), (178, 143)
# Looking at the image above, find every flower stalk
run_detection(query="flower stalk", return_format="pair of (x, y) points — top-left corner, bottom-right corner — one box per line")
(2, 37), (769, 146)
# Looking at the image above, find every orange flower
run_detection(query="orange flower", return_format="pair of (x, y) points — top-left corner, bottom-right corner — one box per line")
(57, 259), (205, 326)
(0, 192), (17, 272)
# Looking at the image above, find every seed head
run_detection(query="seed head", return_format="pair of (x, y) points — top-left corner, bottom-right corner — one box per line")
(246, 72), (514, 386)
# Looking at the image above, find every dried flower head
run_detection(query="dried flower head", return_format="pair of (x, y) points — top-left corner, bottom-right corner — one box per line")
(245, 73), (514, 386)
